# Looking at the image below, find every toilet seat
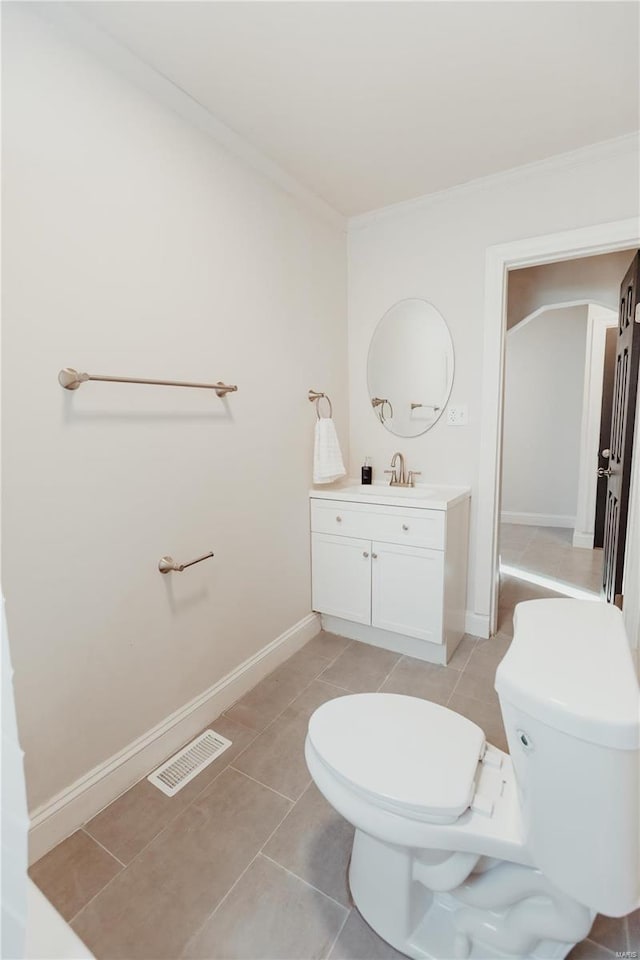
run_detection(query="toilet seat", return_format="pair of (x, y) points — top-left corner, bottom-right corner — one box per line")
(308, 693), (486, 824)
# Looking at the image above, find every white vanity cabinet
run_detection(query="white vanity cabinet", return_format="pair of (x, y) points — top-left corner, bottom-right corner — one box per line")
(310, 486), (470, 664)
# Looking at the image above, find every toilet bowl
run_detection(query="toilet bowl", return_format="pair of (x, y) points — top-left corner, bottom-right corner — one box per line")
(305, 599), (640, 960)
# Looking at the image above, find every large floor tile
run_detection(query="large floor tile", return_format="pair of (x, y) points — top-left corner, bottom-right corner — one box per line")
(452, 669), (500, 708)
(588, 913), (629, 953)
(379, 656), (458, 705)
(499, 524), (536, 551)
(29, 830), (122, 922)
(464, 635), (511, 679)
(628, 908), (640, 949)
(84, 716), (256, 864)
(495, 606), (515, 637)
(499, 524), (603, 596)
(231, 715), (314, 800)
(447, 635), (478, 671)
(303, 630), (353, 661)
(566, 938), (615, 959)
(182, 854), (347, 959)
(232, 681), (347, 800)
(329, 909), (407, 959)
(499, 545), (526, 565)
(72, 768), (290, 959)
(319, 641), (400, 693)
(264, 782), (354, 907)
(224, 646), (332, 731)
(448, 692), (509, 753)
(280, 679), (350, 725)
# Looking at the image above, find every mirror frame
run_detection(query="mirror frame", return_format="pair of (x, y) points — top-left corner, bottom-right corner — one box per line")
(366, 297), (455, 438)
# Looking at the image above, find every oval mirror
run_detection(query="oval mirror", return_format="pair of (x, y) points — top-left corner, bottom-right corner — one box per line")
(367, 299), (454, 438)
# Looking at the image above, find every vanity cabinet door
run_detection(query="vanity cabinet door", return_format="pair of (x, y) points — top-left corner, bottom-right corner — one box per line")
(311, 533), (371, 624)
(371, 541), (444, 643)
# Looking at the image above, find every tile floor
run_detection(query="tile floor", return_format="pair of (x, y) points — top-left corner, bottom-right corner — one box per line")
(499, 523), (603, 595)
(30, 585), (638, 959)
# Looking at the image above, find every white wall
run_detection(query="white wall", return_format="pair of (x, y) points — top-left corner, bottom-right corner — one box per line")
(507, 250), (633, 329)
(348, 137), (639, 634)
(501, 306), (588, 525)
(2, 8), (347, 813)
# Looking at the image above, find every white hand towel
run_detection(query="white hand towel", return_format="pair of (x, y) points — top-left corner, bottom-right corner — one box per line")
(313, 417), (346, 484)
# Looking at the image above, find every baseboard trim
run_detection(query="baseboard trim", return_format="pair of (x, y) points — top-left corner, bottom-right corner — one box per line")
(28, 612), (320, 863)
(464, 612), (490, 639)
(320, 615), (447, 665)
(501, 511), (575, 529)
(321, 611), (491, 655)
(572, 531), (595, 549)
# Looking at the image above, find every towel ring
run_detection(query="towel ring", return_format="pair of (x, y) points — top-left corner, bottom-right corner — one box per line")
(308, 389), (333, 419)
(371, 397), (393, 423)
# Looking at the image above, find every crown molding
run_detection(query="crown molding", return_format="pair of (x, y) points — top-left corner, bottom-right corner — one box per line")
(28, 3), (346, 232)
(349, 132), (640, 231)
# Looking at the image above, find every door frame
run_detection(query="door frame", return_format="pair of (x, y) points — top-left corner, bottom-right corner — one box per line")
(574, 304), (619, 549)
(474, 218), (640, 644)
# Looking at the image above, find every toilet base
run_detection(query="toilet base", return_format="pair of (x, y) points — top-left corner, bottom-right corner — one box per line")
(348, 830), (593, 960)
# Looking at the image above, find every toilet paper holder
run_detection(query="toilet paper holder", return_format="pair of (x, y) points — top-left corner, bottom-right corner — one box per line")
(158, 551), (214, 574)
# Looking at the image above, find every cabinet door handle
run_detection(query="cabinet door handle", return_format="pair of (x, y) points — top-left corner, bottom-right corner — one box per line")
(402, 524), (409, 531)
(362, 551), (369, 558)
(336, 515), (342, 523)
(372, 553), (378, 559)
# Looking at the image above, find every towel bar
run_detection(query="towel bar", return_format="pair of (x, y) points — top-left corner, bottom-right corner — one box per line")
(59, 368), (237, 398)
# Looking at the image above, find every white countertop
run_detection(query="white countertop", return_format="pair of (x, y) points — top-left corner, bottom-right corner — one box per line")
(309, 480), (470, 511)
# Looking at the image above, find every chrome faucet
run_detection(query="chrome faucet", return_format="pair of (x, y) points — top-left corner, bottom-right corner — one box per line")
(385, 452), (421, 487)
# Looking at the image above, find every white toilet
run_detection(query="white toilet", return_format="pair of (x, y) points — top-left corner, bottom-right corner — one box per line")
(305, 599), (640, 960)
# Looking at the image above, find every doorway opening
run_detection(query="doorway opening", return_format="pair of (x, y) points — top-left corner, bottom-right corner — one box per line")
(497, 297), (619, 630)
(475, 223), (640, 646)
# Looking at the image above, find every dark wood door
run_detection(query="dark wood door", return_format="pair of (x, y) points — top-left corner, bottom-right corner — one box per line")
(602, 251), (640, 604)
(594, 326), (617, 548)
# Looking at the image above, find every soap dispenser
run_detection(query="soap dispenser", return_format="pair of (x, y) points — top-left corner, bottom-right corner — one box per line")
(361, 457), (373, 485)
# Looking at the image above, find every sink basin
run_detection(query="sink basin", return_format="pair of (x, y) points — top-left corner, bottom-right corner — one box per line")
(350, 484), (435, 498)
(310, 481), (471, 511)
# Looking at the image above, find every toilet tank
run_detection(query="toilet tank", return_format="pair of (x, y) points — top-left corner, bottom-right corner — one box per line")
(495, 599), (640, 917)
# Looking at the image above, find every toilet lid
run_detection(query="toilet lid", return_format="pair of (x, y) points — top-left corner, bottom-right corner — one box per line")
(308, 693), (485, 823)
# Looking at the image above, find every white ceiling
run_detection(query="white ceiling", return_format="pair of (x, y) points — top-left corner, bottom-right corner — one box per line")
(73, 1), (639, 216)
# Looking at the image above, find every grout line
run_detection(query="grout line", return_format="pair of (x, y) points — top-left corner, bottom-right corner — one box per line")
(450, 637), (478, 672)
(75, 712), (257, 839)
(314, 677), (355, 694)
(80, 827), (127, 869)
(228, 766), (297, 803)
(374, 653), (403, 693)
(314, 676), (358, 694)
(225, 633), (355, 741)
(583, 938), (617, 957)
(68, 857), (126, 926)
(220, 712), (259, 733)
(324, 906), (351, 959)
(68, 635), (348, 934)
(259, 852), (350, 912)
(446, 666), (464, 706)
(70, 748), (266, 926)
(180, 796), (295, 956)
(226, 649), (359, 769)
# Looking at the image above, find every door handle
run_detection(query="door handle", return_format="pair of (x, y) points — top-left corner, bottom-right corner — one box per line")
(598, 466), (613, 478)
(601, 449), (611, 459)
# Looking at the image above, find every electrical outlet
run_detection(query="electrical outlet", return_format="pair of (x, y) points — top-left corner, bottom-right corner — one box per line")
(447, 405), (468, 426)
